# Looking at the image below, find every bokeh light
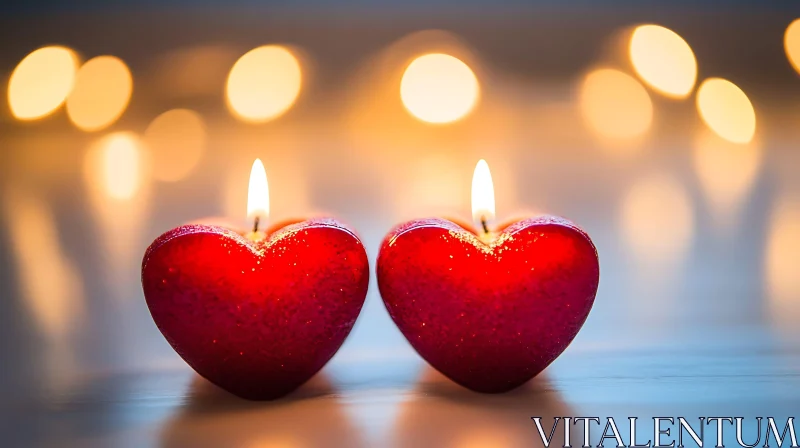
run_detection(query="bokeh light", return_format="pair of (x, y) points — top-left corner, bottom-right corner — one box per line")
(1, 188), (84, 340)
(629, 24), (697, 98)
(621, 173), (694, 264)
(692, 128), (762, 220)
(226, 45), (302, 123)
(397, 153), (466, 219)
(144, 109), (206, 182)
(156, 45), (239, 99)
(66, 55), (133, 132)
(83, 131), (151, 291)
(766, 196), (800, 328)
(696, 78), (756, 144)
(784, 19), (800, 75)
(8, 46), (79, 120)
(85, 132), (146, 200)
(400, 53), (480, 124)
(456, 431), (514, 448)
(579, 68), (653, 141)
(244, 438), (300, 448)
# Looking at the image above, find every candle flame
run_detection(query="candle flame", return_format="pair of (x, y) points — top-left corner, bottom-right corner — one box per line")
(471, 159), (495, 229)
(247, 158), (269, 224)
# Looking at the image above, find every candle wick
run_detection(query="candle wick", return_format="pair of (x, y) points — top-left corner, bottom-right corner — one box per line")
(480, 216), (489, 235)
(253, 216), (260, 233)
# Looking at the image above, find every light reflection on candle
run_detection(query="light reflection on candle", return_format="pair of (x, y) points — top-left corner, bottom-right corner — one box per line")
(66, 55), (133, 132)
(400, 53), (480, 124)
(226, 45), (302, 123)
(692, 128), (762, 226)
(766, 196), (800, 333)
(8, 46), (79, 120)
(628, 24), (697, 99)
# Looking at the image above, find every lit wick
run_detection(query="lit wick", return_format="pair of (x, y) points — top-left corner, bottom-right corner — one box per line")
(247, 158), (269, 242)
(471, 159), (495, 243)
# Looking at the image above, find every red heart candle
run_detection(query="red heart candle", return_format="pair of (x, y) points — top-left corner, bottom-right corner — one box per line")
(141, 160), (369, 400)
(377, 160), (599, 393)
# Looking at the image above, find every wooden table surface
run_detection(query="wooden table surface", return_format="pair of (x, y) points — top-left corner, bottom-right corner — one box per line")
(4, 320), (800, 447)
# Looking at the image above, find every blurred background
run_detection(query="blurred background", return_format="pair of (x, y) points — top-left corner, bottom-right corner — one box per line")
(2, 2), (800, 446)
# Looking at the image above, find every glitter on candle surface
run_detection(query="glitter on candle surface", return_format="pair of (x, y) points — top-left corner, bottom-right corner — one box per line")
(141, 218), (369, 400)
(377, 216), (599, 393)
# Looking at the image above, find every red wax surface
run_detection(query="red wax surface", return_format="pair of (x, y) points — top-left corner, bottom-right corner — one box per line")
(141, 218), (369, 400)
(377, 216), (599, 393)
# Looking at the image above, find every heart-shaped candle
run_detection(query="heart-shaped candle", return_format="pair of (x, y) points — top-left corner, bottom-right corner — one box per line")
(377, 160), (599, 393)
(142, 160), (369, 400)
